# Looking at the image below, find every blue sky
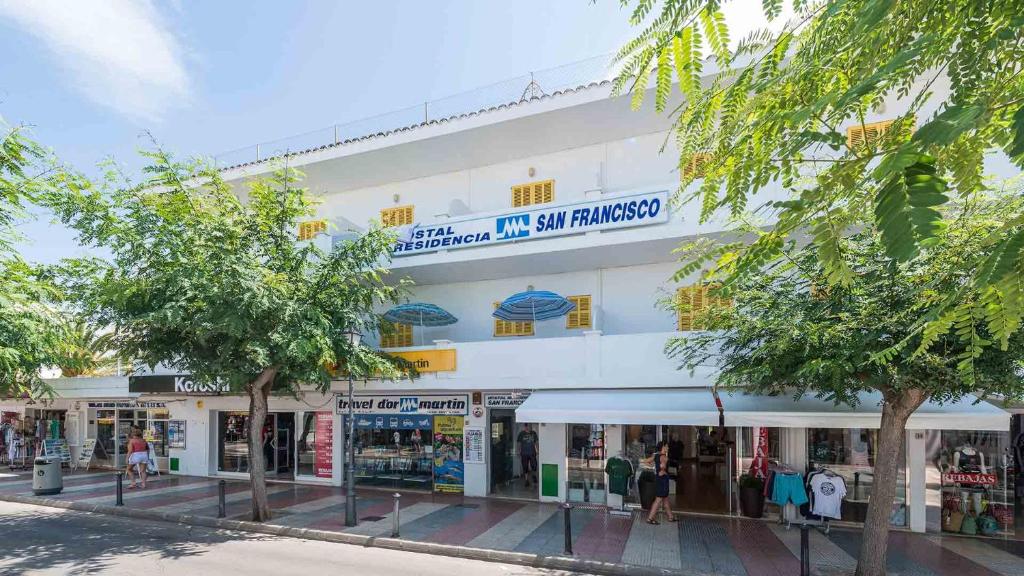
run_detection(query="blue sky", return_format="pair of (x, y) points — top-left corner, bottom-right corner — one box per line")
(0, 1), (770, 264)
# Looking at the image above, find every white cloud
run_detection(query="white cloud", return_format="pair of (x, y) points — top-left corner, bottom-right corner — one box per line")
(0, 0), (190, 122)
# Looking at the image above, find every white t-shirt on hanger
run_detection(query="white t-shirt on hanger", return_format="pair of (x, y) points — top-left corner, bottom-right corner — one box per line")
(810, 473), (847, 519)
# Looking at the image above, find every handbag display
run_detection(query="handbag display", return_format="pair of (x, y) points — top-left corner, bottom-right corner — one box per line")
(988, 503), (1014, 528)
(960, 514), (979, 536)
(977, 514), (1000, 536)
(942, 509), (965, 533)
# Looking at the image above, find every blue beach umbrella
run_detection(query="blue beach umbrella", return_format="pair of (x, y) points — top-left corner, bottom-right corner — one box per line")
(383, 303), (458, 327)
(383, 303), (458, 345)
(493, 290), (575, 322)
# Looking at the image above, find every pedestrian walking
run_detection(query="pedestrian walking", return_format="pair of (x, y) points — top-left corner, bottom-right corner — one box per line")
(517, 424), (539, 488)
(646, 441), (677, 524)
(124, 430), (149, 489)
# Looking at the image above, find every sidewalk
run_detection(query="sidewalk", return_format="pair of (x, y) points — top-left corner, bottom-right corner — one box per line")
(1, 469), (1022, 576)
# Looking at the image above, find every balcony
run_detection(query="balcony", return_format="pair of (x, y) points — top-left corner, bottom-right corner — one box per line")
(358, 330), (716, 393)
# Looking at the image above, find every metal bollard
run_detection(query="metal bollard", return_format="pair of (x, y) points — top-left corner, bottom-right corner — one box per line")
(391, 493), (401, 538)
(217, 480), (227, 518)
(562, 502), (573, 555)
(800, 523), (810, 576)
(115, 472), (123, 506)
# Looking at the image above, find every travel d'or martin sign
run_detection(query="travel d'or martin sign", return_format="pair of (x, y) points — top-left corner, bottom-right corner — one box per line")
(393, 190), (669, 256)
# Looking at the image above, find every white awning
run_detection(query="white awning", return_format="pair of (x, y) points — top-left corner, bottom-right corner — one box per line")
(720, 391), (1010, 431)
(0, 404), (25, 415)
(516, 389), (1011, 431)
(516, 388), (720, 426)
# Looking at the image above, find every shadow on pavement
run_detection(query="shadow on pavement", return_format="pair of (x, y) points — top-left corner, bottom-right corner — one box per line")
(0, 503), (270, 574)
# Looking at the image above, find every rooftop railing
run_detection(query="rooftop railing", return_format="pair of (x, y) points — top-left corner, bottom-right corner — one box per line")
(213, 53), (616, 170)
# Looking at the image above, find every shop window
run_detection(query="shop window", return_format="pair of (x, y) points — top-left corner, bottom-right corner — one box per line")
(846, 119), (897, 149)
(567, 424), (606, 504)
(494, 302), (534, 337)
(380, 205), (414, 227)
(511, 179), (554, 208)
(565, 295), (592, 329)
(297, 220), (327, 241)
(380, 322), (413, 348)
(807, 428), (907, 526)
(352, 417), (435, 490)
(681, 153), (712, 180)
(926, 429), (1015, 536)
(676, 283), (731, 331)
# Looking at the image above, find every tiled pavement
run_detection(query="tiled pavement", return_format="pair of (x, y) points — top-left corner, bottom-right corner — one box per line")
(2, 469), (1023, 576)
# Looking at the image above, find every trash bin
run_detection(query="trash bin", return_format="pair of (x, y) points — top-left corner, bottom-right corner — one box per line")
(32, 457), (63, 496)
(638, 469), (656, 510)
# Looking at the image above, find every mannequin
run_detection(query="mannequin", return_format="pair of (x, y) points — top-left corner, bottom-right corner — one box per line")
(953, 443), (987, 515)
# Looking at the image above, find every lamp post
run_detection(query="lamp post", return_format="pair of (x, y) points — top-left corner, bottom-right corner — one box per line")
(344, 328), (361, 527)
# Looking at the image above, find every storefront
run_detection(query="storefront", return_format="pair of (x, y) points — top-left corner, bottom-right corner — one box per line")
(86, 401), (169, 471)
(516, 387), (1012, 534)
(336, 393), (468, 493)
(129, 374), (340, 483)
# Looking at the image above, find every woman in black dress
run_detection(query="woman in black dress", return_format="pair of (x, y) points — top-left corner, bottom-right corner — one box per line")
(646, 441), (677, 524)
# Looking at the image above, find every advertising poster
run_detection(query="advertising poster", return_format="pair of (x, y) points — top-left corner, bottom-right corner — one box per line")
(464, 427), (484, 464)
(167, 420), (186, 449)
(433, 416), (464, 493)
(315, 412), (334, 479)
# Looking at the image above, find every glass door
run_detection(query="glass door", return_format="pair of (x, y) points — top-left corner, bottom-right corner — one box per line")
(567, 423), (607, 504)
(94, 410), (116, 468)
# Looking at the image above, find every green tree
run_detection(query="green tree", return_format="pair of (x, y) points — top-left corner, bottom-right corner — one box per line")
(0, 122), (65, 398)
(47, 151), (408, 521)
(615, 0), (1024, 378)
(668, 191), (1024, 575)
(55, 318), (130, 378)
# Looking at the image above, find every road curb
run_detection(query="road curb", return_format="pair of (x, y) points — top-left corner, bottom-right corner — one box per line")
(0, 492), (690, 576)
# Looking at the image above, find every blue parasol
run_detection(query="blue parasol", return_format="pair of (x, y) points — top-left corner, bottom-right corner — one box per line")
(492, 290), (575, 322)
(383, 303), (458, 346)
(383, 303), (458, 327)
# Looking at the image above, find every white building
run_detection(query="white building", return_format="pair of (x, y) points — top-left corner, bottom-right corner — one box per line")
(5, 64), (1018, 537)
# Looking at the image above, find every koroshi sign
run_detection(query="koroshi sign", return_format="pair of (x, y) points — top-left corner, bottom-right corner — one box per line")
(129, 375), (230, 396)
(392, 190), (668, 256)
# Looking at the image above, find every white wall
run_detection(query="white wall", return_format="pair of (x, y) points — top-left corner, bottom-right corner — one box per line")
(538, 422), (566, 503)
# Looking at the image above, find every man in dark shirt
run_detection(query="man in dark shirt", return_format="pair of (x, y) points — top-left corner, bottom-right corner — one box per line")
(517, 424), (539, 487)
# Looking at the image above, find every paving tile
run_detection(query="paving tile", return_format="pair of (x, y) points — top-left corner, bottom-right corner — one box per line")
(889, 530), (1002, 576)
(767, 521), (856, 573)
(621, 513), (683, 570)
(926, 536), (1024, 576)
(826, 528), (938, 576)
(466, 502), (559, 551)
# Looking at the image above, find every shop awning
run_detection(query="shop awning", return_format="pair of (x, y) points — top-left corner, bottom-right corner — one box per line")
(515, 388), (1011, 431)
(720, 391), (1010, 431)
(515, 388), (720, 426)
(0, 404), (25, 415)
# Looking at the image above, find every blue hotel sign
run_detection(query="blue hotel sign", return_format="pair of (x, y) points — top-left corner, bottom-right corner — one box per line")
(393, 190), (669, 256)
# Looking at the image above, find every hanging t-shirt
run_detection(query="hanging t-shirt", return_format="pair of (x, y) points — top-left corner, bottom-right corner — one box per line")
(605, 457), (634, 496)
(810, 473), (847, 519)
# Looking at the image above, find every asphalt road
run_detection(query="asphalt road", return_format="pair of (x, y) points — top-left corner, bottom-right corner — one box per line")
(0, 501), (586, 575)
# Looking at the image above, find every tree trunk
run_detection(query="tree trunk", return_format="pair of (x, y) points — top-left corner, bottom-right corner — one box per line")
(855, 388), (926, 576)
(246, 367), (278, 522)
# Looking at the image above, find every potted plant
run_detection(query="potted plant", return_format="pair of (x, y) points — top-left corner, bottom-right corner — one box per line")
(738, 473), (766, 518)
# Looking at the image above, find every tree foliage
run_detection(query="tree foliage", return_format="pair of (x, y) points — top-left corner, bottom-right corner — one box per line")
(668, 192), (1024, 405)
(615, 0), (1024, 380)
(0, 121), (66, 397)
(46, 150), (409, 520)
(667, 191), (1023, 576)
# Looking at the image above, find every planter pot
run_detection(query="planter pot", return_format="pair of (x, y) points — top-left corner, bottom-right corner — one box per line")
(638, 470), (657, 510)
(739, 485), (765, 518)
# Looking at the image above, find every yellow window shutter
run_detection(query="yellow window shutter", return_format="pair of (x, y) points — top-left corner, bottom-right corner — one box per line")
(566, 295), (592, 329)
(381, 322), (413, 348)
(681, 153), (712, 180)
(297, 220), (327, 241)
(677, 283), (731, 331)
(381, 205), (415, 227)
(494, 302), (534, 336)
(846, 119), (898, 150)
(511, 179), (555, 208)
